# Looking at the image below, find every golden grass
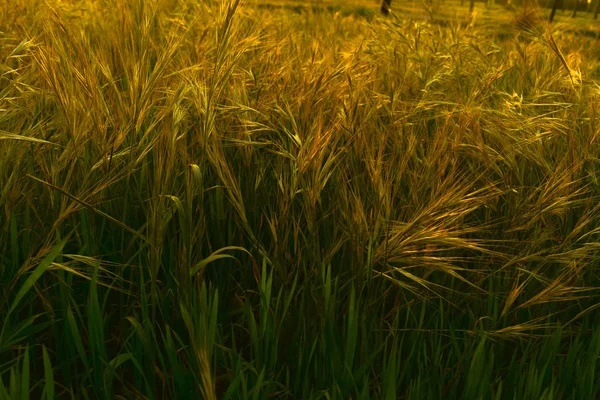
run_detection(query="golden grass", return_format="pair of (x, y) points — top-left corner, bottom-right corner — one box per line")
(2, 0), (600, 397)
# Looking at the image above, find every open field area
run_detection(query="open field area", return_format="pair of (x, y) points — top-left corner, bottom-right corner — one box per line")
(3, 0), (600, 398)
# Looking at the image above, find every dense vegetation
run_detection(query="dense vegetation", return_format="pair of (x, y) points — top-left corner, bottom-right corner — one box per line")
(2, 0), (600, 398)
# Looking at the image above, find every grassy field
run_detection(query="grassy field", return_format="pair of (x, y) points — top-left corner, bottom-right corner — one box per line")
(2, 0), (600, 398)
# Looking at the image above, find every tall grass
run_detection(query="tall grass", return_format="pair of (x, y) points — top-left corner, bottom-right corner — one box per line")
(1, 0), (600, 398)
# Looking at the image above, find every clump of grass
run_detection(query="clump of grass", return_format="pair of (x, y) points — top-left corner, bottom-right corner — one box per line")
(514, 5), (544, 32)
(1, 0), (600, 398)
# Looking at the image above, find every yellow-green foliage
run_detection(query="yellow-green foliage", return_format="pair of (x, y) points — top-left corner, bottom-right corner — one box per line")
(2, 0), (600, 398)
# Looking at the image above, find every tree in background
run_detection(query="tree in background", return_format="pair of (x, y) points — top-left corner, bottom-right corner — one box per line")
(381, 0), (391, 15)
(549, 0), (559, 21)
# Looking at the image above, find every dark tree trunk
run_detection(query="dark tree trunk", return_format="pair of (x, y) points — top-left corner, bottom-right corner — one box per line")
(595, 0), (600, 18)
(572, 0), (578, 17)
(469, 0), (475, 13)
(549, 0), (559, 21)
(381, 0), (391, 15)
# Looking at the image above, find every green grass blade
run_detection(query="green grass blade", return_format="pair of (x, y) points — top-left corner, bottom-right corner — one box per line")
(42, 345), (54, 400)
(20, 345), (29, 400)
